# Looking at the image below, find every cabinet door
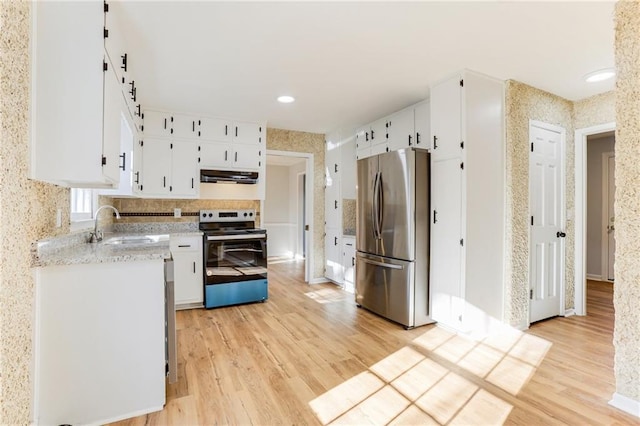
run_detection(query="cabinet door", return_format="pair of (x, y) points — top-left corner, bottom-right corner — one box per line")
(325, 177), (341, 229)
(172, 114), (196, 139)
(388, 108), (414, 152)
(199, 117), (231, 141)
(414, 101), (430, 149)
(200, 142), (231, 169)
(140, 138), (171, 195)
(430, 158), (463, 329)
(99, 97), (136, 197)
(171, 239), (204, 307)
(102, 54), (123, 184)
(325, 227), (343, 283)
(233, 145), (261, 170)
(431, 75), (462, 160)
(369, 118), (387, 146)
(233, 121), (263, 145)
(341, 133), (357, 199)
(171, 141), (199, 197)
(343, 237), (356, 290)
(355, 126), (370, 152)
(143, 110), (172, 138)
(326, 141), (341, 183)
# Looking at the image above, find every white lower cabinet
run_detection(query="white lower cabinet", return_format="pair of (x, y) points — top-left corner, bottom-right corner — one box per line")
(170, 236), (203, 309)
(33, 260), (166, 425)
(342, 236), (356, 293)
(325, 228), (343, 284)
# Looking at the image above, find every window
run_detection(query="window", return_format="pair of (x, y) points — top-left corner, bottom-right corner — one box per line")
(70, 188), (97, 223)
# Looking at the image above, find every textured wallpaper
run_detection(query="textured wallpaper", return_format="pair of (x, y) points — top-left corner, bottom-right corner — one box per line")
(267, 128), (325, 280)
(0, 2), (71, 423)
(613, 0), (640, 402)
(504, 81), (574, 329)
(574, 91), (616, 130)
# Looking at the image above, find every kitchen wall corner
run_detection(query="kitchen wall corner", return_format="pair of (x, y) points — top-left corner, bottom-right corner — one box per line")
(0, 2), (71, 423)
(266, 128), (325, 280)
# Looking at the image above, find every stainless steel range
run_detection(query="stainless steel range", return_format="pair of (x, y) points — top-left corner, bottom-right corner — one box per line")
(199, 209), (268, 309)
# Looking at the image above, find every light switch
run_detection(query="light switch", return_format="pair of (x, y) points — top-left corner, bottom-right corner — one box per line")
(174, 208), (181, 218)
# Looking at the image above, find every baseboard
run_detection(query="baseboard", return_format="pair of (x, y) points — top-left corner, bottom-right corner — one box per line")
(564, 308), (576, 317)
(309, 277), (329, 285)
(586, 273), (603, 281)
(609, 392), (640, 418)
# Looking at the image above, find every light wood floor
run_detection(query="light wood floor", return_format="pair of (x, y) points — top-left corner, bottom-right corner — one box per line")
(112, 267), (638, 425)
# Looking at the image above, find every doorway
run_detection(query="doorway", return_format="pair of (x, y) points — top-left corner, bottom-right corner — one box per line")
(574, 122), (616, 315)
(263, 150), (313, 282)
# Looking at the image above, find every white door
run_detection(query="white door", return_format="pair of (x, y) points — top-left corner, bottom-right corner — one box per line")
(430, 158), (463, 329)
(605, 154), (615, 280)
(529, 123), (564, 323)
(430, 75), (462, 161)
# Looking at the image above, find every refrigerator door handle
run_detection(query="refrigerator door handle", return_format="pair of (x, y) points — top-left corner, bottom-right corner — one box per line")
(372, 172), (381, 239)
(377, 173), (384, 237)
(360, 257), (404, 270)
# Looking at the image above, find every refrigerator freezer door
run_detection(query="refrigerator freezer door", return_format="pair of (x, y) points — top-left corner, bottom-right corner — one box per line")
(378, 149), (415, 261)
(356, 156), (379, 255)
(355, 252), (415, 327)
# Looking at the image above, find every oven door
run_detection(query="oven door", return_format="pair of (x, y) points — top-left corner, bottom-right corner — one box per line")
(204, 234), (267, 285)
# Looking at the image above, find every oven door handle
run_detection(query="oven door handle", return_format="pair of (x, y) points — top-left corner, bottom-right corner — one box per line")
(223, 248), (263, 253)
(206, 233), (266, 241)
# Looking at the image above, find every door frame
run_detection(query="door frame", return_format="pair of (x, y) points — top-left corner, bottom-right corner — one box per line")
(574, 122), (616, 315)
(528, 120), (566, 324)
(601, 151), (615, 282)
(263, 149), (314, 283)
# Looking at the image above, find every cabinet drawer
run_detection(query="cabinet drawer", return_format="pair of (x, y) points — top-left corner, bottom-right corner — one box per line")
(170, 236), (201, 252)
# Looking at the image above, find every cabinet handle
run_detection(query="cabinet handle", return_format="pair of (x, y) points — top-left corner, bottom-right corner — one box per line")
(334, 237), (338, 246)
(352, 257), (355, 266)
(366, 132), (369, 142)
(433, 210), (438, 224)
(135, 104), (141, 117)
(416, 132), (421, 144)
(225, 150), (228, 161)
(371, 130), (375, 140)
(433, 135), (438, 149)
(408, 135), (412, 146)
(134, 171), (140, 184)
(193, 261), (196, 273)
(163, 176), (166, 187)
(119, 152), (126, 171)
(178, 244), (191, 248)
(132, 87), (137, 102)
(334, 200), (338, 209)
(235, 126), (238, 137)
(225, 125), (228, 136)
(334, 164), (338, 173)
(121, 53), (127, 72)
(192, 178), (194, 189)
(129, 80), (135, 96)
(164, 118), (167, 129)
(192, 121), (195, 132)
(235, 152), (238, 162)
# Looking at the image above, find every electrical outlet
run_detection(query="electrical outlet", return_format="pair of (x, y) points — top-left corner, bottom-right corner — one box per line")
(174, 208), (181, 218)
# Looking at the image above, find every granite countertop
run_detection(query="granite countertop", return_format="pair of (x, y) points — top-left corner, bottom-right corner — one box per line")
(32, 224), (203, 268)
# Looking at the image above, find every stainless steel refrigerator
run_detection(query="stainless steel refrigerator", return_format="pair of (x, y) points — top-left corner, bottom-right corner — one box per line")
(356, 148), (432, 328)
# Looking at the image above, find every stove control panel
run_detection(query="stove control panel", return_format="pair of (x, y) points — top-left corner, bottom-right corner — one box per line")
(199, 209), (256, 223)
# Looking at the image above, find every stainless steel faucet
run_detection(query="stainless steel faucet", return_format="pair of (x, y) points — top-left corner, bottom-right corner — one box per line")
(89, 205), (121, 243)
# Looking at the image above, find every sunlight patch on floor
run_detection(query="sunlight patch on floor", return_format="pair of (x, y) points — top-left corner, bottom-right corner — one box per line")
(309, 324), (553, 425)
(304, 287), (351, 304)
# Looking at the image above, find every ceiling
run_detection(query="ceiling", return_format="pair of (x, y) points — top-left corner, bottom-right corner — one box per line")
(112, 1), (615, 135)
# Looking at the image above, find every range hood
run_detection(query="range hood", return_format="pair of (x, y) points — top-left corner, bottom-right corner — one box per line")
(200, 169), (259, 184)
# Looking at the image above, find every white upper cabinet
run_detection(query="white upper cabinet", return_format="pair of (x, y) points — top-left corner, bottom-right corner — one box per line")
(140, 139), (172, 196)
(31, 1), (121, 187)
(414, 101), (430, 149)
(199, 117), (232, 141)
(172, 114), (196, 139)
(171, 141), (199, 197)
(388, 107), (414, 151)
(233, 144), (262, 169)
(369, 118), (388, 147)
(431, 75), (463, 160)
(199, 142), (262, 170)
(232, 121), (264, 145)
(355, 126), (370, 160)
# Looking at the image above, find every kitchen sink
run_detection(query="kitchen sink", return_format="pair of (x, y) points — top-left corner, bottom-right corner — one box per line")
(103, 235), (169, 245)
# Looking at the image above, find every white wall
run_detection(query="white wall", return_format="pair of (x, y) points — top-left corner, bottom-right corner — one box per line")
(265, 164), (293, 257)
(586, 134), (615, 277)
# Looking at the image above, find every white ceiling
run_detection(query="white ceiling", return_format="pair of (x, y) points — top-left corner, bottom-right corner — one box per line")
(113, 1), (615, 135)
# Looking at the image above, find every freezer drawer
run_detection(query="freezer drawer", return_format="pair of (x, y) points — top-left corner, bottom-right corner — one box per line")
(355, 252), (414, 327)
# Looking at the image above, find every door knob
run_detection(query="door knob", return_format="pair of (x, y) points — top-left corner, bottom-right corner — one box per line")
(556, 231), (566, 238)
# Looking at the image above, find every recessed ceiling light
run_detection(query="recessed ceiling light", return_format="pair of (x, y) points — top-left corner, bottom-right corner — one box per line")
(584, 68), (615, 83)
(277, 95), (295, 103)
